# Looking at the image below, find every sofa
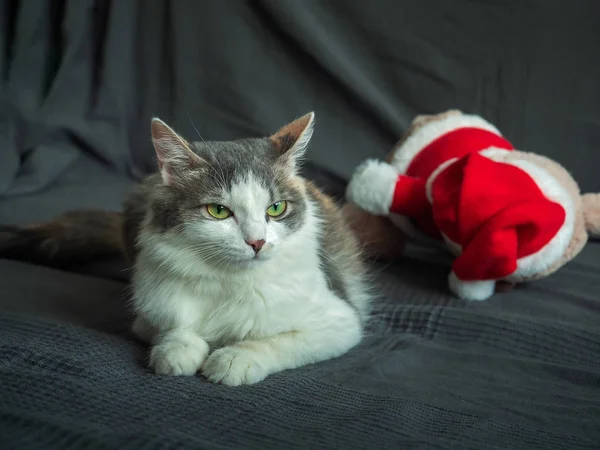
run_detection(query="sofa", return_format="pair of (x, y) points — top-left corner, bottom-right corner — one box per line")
(1, 1), (600, 448)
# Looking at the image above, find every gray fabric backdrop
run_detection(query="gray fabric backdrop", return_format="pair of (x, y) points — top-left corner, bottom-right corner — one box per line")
(2, 0), (600, 196)
(2, 1), (600, 449)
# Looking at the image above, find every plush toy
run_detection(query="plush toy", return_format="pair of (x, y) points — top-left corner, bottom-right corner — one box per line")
(345, 110), (600, 301)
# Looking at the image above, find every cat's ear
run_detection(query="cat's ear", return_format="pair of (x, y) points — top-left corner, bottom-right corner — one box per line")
(269, 112), (315, 167)
(151, 118), (203, 185)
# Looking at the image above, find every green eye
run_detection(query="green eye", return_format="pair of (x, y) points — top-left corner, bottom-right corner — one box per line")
(267, 201), (287, 218)
(206, 204), (232, 219)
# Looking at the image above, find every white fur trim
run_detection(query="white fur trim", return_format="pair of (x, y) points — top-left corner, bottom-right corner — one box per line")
(448, 271), (495, 301)
(346, 159), (398, 216)
(425, 158), (458, 203)
(485, 157), (575, 280)
(425, 148), (513, 204)
(390, 114), (503, 173)
(479, 147), (513, 159)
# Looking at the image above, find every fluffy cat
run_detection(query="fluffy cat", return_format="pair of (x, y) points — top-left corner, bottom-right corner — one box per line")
(1, 113), (372, 385)
(131, 113), (371, 385)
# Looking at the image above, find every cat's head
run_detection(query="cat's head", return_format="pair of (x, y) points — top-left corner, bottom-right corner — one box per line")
(146, 113), (316, 270)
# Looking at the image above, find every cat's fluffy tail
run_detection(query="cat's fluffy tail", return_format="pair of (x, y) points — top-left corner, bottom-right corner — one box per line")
(0, 210), (127, 269)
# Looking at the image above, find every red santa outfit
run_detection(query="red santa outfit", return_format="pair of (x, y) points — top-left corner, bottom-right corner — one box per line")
(347, 113), (575, 301)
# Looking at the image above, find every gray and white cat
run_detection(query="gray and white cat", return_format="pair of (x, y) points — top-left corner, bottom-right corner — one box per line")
(126, 113), (372, 384)
(0, 112), (370, 385)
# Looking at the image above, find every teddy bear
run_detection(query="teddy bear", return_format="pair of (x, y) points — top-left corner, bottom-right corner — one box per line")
(344, 110), (600, 301)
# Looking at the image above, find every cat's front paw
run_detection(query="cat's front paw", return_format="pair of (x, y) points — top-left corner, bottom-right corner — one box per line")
(150, 331), (210, 376)
(202, 346), (270, 386)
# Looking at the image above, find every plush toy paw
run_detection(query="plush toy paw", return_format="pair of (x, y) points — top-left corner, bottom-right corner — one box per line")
(346, 159), (399, 216)
(495, 280), (516, 293)
(448, 272), (495, 301)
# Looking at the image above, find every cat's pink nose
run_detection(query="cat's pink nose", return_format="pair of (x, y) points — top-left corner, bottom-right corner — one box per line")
(245, 239), (265, 254)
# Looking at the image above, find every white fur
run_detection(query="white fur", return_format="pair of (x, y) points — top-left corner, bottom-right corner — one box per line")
(448, 271), (495, 301)
(345, 158), (436, 242)
(479, 147), (513, 159)
(390, 114), (503, 173)
(425, 158), (458, 204)
(131, 176), (366, 385)
(150, 328), (210, 376)
(346, 159), (398, 216)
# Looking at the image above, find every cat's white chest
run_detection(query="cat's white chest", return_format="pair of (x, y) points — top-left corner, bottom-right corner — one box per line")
(157, 256), (322, 346)
(132, 216), (335, 349)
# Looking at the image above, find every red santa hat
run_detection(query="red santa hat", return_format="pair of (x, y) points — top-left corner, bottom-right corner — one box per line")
(429, 152), (569, 282)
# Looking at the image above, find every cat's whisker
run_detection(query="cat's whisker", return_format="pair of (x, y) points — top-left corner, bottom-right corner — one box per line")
(188, 116), (228, 189)
(317, 248), (345, 274)
(142, 240), (221, 281)
(214, 251), (236, 271)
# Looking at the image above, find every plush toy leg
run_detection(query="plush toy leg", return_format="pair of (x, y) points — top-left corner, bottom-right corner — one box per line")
(448, 271), (495, 301)
(495, 280), (516, 293)
(342, 203), (406, 261)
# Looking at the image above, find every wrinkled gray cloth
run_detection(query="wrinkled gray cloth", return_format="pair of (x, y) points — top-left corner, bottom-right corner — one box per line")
(2, 0), (600, 194)
(2, 1), (600, 449)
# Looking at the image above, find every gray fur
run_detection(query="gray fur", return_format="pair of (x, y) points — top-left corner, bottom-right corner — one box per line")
(304, 181), (371, 321)
(123, 137), (308, 258)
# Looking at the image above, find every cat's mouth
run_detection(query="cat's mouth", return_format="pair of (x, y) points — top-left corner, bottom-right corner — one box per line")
(207, 253), (264, 270)
(241, 250), (272, 266)
(202, 244), (274, 271)
(251, 252), (270, 263)
(225, 257), (266, 272)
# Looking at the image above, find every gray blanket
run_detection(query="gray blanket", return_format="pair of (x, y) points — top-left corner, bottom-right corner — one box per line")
(2, 1), (600, 449)
(2, 166), (600, 449)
